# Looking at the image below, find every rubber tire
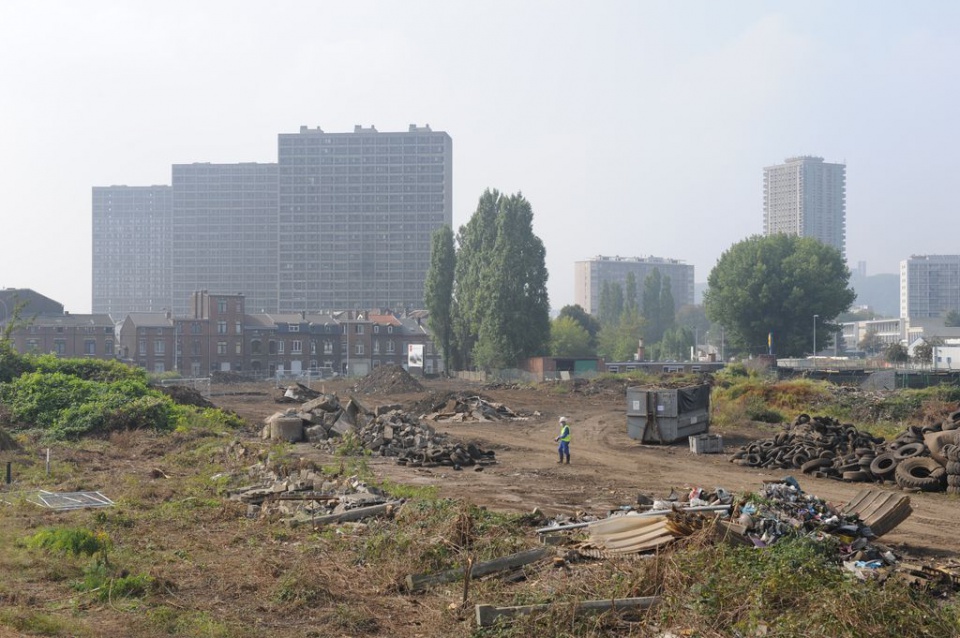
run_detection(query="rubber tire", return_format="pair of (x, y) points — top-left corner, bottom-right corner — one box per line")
(842, 470), (870, 482)
(895, 457), (946, 491)
(948, 446), (960, 463)
(946, 461), (960, 475)
(893, 442), (926, 460)
(949, 409), (960, 423)
(943, 419), (959, 432)
(869, 453), (898, 478)
(925, 430), (958, 465)
(947, 485), (960, 495)
(801, 458), (833, 474)
(948, 474), (960, 487)
(744, 453), (761, 467)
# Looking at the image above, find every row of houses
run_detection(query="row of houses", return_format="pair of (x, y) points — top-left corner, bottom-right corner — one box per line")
(1, 288), (442, 377)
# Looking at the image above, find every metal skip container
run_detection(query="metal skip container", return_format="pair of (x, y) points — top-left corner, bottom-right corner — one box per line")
(626, 384), (711, 444)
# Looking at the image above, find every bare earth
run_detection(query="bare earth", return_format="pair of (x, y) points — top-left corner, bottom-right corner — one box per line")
(215, 377), (960, 559)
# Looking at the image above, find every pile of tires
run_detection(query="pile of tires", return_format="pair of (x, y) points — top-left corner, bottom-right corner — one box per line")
(729, 408), (960, 492)
(728, 414), (883, 481)
(942, 409), (960, 495)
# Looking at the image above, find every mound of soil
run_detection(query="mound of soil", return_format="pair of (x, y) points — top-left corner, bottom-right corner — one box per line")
(155, 385), (216, 409)
(352, 364), (425, 395)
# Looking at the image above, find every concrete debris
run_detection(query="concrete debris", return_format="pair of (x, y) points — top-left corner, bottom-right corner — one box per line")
(228, 460), (400, 526)
(259, 393), (498, 469)
(351, 364), (425, 395)
(419, 392), (527, 423)
(274, 382), (321, 403)
(729, 412), (960, 492)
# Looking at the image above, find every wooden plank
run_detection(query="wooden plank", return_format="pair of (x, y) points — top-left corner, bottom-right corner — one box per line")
(406, 547), (551, 592)
(476, 596), (661, 628)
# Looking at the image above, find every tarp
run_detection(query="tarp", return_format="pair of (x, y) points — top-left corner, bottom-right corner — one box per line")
(677, 385), (710, 413)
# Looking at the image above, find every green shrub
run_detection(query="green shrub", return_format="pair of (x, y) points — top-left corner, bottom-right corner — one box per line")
(26, 527), (111, 562)
(33, 354), (146, 382)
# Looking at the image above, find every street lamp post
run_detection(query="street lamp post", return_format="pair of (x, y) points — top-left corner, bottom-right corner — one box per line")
(813, 314), (819, 365)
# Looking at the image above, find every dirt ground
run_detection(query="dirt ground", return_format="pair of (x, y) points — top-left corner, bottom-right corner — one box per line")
(215, 376), (960, 559)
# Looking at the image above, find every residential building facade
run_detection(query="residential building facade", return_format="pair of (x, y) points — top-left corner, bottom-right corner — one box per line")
(573, 256), (695, 316)
(91, 186), (172, 319)
(276, 124), (453, 311)
(9, 313), (115, 359)
(763, 156), (846, 258)
(900, 255), (960, 320)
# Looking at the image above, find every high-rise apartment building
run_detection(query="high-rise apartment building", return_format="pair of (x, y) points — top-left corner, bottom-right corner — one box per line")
(763, 156), (846, 258)
(277, 124), (453, 312)
(574, 256), (695, 316)
(92, 124), (451, 319)
(900, 255), (960, 319)
(92, 185), (172, 319)
(171, 163), (279, 316)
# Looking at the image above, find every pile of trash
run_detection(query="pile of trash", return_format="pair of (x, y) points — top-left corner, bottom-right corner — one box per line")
(352, 364), (425, 395)
(729, 410), (960, 492)
(228, 459), (402, 527)
(260, 393), (497, 470)
(418, 392), (529, 423)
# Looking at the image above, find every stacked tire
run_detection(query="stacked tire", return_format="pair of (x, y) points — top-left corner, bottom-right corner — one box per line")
(944, 442), (960, 496)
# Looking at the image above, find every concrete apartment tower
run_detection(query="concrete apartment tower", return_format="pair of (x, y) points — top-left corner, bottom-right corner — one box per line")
(900, 255), (960, 320)
(92, 185), (172, 319)
(170, 162), (279, 317)
(573, 256), (695, 316)
(276, 124), (453, 313)
(763, 156), (846, 258)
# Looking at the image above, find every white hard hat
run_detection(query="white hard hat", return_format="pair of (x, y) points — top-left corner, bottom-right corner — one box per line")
(559, 416), (568, 424)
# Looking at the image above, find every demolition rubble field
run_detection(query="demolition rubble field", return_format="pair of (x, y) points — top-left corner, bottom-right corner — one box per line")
(222, 374), (960, 558)
(2, 371), (960, 637)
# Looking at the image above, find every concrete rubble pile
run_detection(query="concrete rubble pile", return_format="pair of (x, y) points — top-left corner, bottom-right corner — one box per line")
(419, 392), (528, 423)
(730, 409), (960, 492)
(228, 460), (402, 527)
(260, 392), (497, 470)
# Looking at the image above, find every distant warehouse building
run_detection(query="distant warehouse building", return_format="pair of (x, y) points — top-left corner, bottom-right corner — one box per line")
(574, 256), (694, 316)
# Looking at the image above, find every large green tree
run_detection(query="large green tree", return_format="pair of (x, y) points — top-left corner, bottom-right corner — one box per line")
(703, 235), (855, 357)
(424, 225), (456, 372)
(444, 189), (550, 370)
(945, 309), (960, 328)
(450, 190), (501, 369)
(558, 304), (600, 349)
(549, 316), (593, 357)
(596, 312), (645, 362)
(598, 281), (624, 326)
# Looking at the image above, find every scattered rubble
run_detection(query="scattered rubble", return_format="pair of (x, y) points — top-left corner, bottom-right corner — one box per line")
(418, 392), (529, 423)
(228, 457), (401, 527)
(352, 364), (425, 395)
(260, 392), (498, 470)
(274, 382), (321, 403)
(729, 412), (960, 492)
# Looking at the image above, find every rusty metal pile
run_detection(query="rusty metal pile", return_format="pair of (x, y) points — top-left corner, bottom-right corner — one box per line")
(730, 411), (960, 492)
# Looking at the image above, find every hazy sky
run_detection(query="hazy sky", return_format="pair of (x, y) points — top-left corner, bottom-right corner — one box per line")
(2, 1), (959, 314)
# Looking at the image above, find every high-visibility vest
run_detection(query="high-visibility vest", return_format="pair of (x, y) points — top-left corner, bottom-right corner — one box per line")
(559, 424), (571, 443)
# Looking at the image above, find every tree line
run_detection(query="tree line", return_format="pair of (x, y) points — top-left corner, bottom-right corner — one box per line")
(426, 190), (870, 370)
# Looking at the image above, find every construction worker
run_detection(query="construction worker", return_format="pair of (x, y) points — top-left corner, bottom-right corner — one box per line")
(555, 416), (571, 464)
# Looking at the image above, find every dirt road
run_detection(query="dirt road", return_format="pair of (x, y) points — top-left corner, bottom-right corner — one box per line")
(216, 378), (960, 558)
